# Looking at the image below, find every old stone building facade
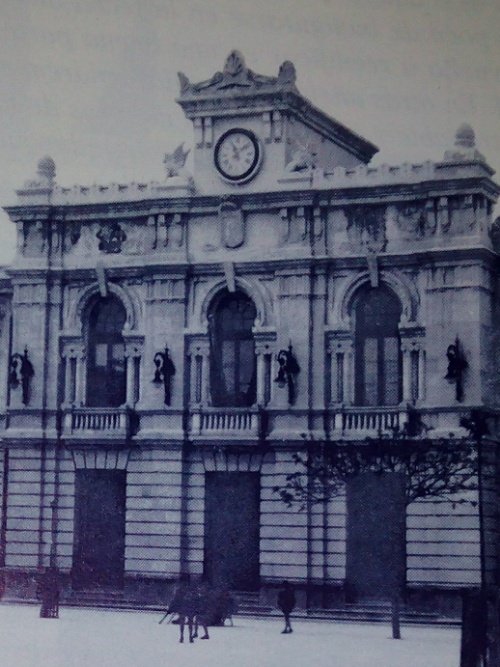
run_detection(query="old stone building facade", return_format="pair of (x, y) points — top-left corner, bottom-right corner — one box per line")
(0, 51), (499, 609)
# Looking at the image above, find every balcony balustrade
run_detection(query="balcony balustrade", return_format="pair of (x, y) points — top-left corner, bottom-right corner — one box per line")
(329, 407), (404, 436)
(63, 406), (132, 441)
(189, 407), (262, 440)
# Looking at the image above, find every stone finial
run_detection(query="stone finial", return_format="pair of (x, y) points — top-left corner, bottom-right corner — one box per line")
(455, 123), (475, 149)
(443, 123), (486, 164)
(18, 155), (56, 196)
(37, 155), (56, 182)
(277, 60), (296, 87)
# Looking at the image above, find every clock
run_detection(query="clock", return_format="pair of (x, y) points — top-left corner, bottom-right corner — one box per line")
(214, 128), (261, 182)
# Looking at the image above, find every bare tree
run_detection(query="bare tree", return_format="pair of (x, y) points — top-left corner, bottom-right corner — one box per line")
(273, 409), (483, 639)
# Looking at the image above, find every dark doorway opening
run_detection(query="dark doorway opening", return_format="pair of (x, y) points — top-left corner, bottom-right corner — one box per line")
(72, 469), (126, 590)
(345, 472), (406, 602)
(204, 472), (260, 590)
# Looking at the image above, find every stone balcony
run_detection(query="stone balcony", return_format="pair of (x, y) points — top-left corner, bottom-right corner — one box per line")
(327, 407), (406, 437)
(188, 407), (264, 441)
(62, 406), (134, 443)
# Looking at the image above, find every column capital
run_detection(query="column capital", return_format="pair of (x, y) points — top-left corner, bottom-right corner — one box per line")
(254, 329), (276, 356)
(61, 342), (85, 359)
(187, 337), (210, 357)
(124, 341), (143, 358)
(325, 329), (353, 354)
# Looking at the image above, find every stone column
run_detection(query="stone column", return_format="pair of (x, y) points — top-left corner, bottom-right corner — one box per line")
(399, 330), (425, 403)
(124, 340), (143, 407)
(418, 349), (426, 401)
(75, 349), (86, 406)
(343, 342), (354, 405)
(61, 342), (85, 406)
(401, 344), (412, 402)
(188, 338), (210, 405)
(254, 332), (276, 407)
(326, 334), (352, 405)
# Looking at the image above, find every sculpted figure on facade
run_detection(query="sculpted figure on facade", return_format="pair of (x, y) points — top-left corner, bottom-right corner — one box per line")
(163, 143), (191, 179)
(285, 142), (317, 173)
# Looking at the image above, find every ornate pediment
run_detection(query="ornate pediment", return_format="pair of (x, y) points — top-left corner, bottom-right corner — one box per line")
(177, 50), (298, 98)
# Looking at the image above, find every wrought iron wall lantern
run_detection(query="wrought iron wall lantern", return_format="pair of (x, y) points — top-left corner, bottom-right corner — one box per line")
(444, 337), (468, 402)
(274, 343), (300, 405)
(9, 347), (34, 406)
(152, 347), (176, 405)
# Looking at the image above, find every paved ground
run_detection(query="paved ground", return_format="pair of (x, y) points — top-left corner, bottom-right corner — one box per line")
(0, 603), (461, 667)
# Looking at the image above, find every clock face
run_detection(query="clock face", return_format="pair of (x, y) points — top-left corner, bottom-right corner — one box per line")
(214, 129), (261, 182)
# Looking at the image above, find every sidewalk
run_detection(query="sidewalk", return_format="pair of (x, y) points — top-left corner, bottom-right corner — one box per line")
(0, 603), (460, 667)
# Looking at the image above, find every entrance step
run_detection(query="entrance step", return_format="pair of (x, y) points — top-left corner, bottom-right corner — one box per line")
(66, 589), (125, 609)
(306, 603), (456, 626)
(233, 591), (274, 616)
(232, 594), (458, 626)
(57, 589), (458, 626)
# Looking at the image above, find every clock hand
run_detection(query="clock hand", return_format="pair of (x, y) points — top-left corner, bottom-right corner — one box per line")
(230, 141), (240, 159)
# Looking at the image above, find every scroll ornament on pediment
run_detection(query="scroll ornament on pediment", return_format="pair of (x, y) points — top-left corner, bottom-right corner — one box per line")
(177, 50), (297, 96)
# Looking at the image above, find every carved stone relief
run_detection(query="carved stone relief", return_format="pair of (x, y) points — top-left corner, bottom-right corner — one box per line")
(489, 217), (500, 252)
(280, 207), (309, 245)
(394, 201), (437, 239)
(219, 200), (245, 249)
(344, 205), (387, 253)
(146, 214), (185, 251)
(21, 220), (48, 257)
(448, 195), (475, 235)
(96, 221), (127, 253)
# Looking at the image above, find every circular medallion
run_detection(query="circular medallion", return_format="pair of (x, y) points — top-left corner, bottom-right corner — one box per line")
(214, 129), (261, 183)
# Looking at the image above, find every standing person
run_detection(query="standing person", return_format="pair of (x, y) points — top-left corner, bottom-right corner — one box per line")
(167, 574), (196, 643)
(277, 581), (296, 634)
(38, 566), (60, 618)
(194, 577), (211, 640)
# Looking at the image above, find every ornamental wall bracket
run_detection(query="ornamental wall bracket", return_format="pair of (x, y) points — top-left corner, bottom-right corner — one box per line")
(9, 347), (34, 406)
(444, 337), (468, 402)
(274, 343), (300, 405)
(152, 347), (176, 406)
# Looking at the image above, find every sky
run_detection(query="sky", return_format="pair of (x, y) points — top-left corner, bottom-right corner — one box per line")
(0, 0), (498, 264)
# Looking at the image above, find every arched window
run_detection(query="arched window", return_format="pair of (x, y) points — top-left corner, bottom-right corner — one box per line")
(209, 290), (257, 407)
(86, 295), (127, 407)
(354, 286), (402, 406)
